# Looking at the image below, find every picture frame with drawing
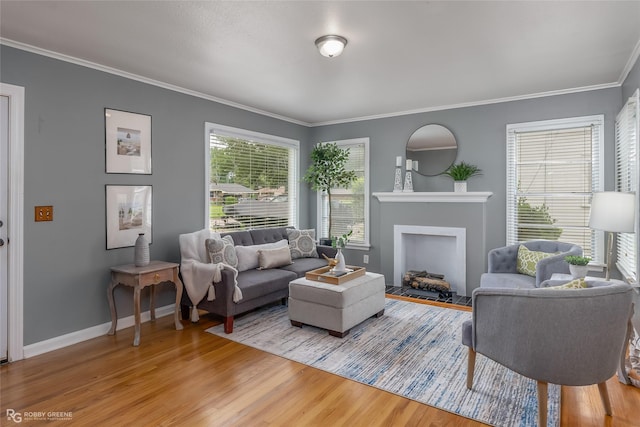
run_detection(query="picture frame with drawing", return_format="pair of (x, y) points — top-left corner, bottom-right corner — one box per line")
(106, 185), (152, 249)
(105, 108), (152, 174)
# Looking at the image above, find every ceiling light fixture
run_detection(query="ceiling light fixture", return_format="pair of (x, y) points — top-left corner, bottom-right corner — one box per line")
(315, 35), (347, 58)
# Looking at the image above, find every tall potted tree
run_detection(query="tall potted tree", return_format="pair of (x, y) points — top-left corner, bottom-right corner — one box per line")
(303, 143), (357, 243)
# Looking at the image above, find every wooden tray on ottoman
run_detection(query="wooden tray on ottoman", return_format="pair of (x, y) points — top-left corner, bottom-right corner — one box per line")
(305, 265), (366, 285)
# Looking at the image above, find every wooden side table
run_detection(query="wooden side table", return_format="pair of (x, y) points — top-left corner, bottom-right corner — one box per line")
(107, 260), (184, 346)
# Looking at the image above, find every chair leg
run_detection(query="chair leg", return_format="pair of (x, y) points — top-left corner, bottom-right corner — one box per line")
(597, 382), (612, 416)
(537, 381), (548, 427)
(466, 348), (476, 390)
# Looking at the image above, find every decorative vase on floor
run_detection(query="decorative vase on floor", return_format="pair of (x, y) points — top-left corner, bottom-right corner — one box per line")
(454, 181), (467, 192)
(134, 233), (150, 267)
(334, 248), (346, 273)
(569, 264), (588, 279)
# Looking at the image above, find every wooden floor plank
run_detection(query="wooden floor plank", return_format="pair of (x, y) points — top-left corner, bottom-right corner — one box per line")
(2, 300), (639, 426)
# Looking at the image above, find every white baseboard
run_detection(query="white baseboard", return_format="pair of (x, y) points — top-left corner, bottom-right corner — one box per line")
(23, 304), (177, 358)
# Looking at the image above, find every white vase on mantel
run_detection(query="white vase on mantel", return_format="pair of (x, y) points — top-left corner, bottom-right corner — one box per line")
(454, 181), (467, 193)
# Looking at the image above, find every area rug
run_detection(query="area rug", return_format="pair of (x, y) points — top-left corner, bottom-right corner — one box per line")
(206, 298), (559, 426)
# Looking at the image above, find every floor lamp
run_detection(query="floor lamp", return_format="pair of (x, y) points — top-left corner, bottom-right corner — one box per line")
(588, 192), (636, 280)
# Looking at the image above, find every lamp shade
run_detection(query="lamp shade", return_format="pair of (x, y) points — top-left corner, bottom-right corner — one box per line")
(315, 35), (347, 58)
(588, 192), (636, 233)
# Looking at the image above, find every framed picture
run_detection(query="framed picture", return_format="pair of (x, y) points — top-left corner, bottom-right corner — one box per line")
(106, 185), (152, 249)
(105, 108), (152, 174)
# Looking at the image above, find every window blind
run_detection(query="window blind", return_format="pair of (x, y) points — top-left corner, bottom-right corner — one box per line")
(206, 124), (299, 231)
(506, 116), (604, 262)
(615, 90), (639, 282)
(319, 138), (369, 246)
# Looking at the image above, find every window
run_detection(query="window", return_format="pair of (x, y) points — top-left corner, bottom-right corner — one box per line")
(615, 90), (639, 282)
(317, 138), (370, 248)
(205, 123), (299, 231)
(506, 116), (604, 262)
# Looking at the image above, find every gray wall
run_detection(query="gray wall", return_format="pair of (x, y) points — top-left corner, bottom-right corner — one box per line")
(2, 43), (638, 345)
(623, 54), (640, 103)
(311, 88), (622, 288)
(1, 46), (312, 345)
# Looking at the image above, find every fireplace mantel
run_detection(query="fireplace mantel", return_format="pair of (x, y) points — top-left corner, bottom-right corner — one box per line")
(372, 191), (493, 203)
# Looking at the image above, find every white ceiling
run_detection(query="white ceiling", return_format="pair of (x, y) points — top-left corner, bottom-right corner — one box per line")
(1, 1), (640, 126)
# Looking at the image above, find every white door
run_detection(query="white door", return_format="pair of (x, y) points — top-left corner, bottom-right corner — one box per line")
(0, 82), (23, 363)
(1, 95), (8, 362)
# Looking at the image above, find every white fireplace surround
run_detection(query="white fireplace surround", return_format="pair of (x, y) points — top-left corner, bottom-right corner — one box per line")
(394, 225), (466, 295)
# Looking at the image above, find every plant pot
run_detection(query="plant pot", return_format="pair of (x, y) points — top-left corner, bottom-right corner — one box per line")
(454, 181), (467, 192)
(569, 264), (588, 279)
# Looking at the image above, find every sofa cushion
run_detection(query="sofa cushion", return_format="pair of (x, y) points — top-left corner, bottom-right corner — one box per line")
(236, 268), (297, 301)
(287, 228), (318, 259)
(516, 245), (554, 276)
(250, 227), (290, 245)
(258, 246), (293, 269)
(235, 239), (289, 272)
(279, 257), (329, 278)
(205, 235), (238, 268)
(480, 272), (536, 289)
(222, 230), (253, 246)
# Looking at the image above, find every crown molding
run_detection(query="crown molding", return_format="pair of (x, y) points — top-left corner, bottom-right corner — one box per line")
(1, 37), (633, 129)
(0, 38), (310, 127)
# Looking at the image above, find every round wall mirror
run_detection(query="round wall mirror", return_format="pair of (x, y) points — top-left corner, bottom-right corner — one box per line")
(406, 124), (458, 176)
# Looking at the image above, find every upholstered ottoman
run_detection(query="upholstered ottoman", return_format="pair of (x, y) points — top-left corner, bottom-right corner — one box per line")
(288, 272), (386, 337)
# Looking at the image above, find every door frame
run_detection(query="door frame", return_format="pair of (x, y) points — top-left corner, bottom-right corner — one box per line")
(1, 82), (24, 362)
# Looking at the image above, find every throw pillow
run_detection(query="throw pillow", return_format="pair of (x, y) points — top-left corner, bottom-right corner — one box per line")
(287, 228), (318, 259)
(549, 278), (587, 289)
(516, 245), (555, 277)
(257, 246), (293, 269)
(205, 235), (238, 268)
(235, 239), (289, 272)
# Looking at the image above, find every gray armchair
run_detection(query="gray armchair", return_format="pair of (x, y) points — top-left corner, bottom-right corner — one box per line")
(480, 240), (582, 289)
(462, 284), (634, 426)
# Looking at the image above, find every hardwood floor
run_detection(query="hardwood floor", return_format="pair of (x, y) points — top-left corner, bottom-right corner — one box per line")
(2, 298), (639, 426)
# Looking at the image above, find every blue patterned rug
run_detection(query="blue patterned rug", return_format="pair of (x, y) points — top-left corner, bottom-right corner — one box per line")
(206, 298), (559, 426)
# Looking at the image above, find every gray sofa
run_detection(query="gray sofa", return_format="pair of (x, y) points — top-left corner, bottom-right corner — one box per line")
(480, 240), (582, 289)
(180, 226), (336, 333)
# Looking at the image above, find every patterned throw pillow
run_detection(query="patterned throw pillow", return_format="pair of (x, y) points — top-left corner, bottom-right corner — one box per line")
(287, 229), (318, 259)
(548, 278), (587, 289)
(516, 245), (554, 277)
(206, 235), (238, 268)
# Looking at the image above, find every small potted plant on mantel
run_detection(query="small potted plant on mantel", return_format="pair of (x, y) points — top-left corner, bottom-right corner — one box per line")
(442, 161), (482, 192)
(565, 255), (591, 279)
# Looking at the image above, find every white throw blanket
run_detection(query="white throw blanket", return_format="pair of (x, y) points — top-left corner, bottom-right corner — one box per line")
(179, 229), (243, 322)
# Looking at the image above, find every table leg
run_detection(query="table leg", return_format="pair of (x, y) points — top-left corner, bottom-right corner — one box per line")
(107, 276), (118, 336)
(618, 311), (635, 384)
(150, 284), (156, 321)
(133, 285), (142, 346)
(173, 268), (184, 331)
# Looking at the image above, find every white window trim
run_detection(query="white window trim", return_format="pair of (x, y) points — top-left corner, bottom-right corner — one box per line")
(315, 137), (371, 249)
(615, 89), (639, 284)
(204, 122), (300, 230)
(506, 115), (605, 260)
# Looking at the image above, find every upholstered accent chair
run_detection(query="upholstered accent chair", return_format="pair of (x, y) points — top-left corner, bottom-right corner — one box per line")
(462, 284), (634, 426)
(480, 240), (582, 289)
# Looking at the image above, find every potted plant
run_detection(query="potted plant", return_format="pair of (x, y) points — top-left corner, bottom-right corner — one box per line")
(442, 161), (482, 192)
(565, 255), (591, 279)
(303, 143), (358, 243)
